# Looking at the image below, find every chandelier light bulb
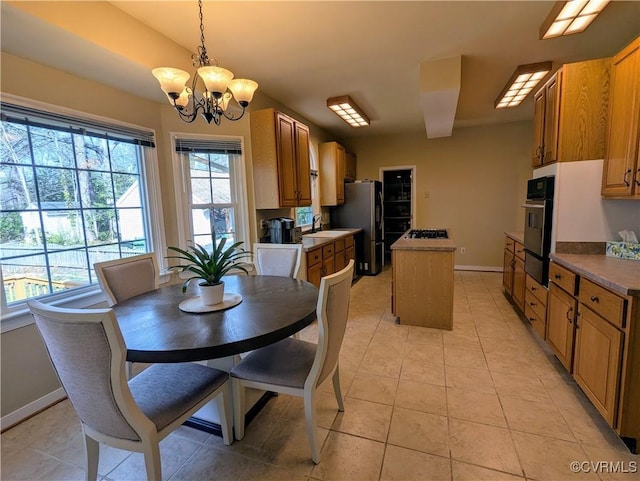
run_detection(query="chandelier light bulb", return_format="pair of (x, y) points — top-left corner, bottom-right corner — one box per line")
(228, 79), (259, 107)
(152, 68), (190, 97)
(197, 66), (234, 97)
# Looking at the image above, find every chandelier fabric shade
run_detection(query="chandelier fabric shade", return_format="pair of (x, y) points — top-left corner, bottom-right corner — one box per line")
(152, 0), (258, 125)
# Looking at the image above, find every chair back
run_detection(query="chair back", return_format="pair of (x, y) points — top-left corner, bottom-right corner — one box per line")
(307, 259), (354, 389)
(94, 253), (159, 306)
(28, 300), (149, 442)
(253, 243), (303, 278)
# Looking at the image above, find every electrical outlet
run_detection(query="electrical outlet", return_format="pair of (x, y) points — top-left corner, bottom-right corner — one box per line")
(460, 247), (466, 254)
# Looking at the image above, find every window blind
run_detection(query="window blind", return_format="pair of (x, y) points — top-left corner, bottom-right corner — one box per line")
(0, 102), (156, 147)
(174, 137), (242, 154)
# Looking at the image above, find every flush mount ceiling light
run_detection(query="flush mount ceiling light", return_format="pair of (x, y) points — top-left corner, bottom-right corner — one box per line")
(540, 0), (611, 39)
(151, 0), (258, 125)
(327, 96), (370, 128)
(494, 61), (553, 109)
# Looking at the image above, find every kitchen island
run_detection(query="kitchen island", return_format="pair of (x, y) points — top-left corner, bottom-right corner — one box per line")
(391, 229), (457, 329)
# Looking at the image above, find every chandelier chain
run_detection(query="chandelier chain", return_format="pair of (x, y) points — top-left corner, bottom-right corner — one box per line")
(193, 0), (212, 68)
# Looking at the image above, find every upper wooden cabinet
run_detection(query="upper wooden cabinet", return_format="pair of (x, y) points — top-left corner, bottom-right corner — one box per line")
(250, 109), (312, 208)
(602, 36), (640, 198)
(532, 58), (610, 167)
(319, 141), (345, 206)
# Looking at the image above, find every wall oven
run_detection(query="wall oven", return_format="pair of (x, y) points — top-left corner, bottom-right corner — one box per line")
(523, 176), (554, 286)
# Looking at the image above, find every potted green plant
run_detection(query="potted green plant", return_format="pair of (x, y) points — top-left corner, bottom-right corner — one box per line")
(167, 238), (252, 305)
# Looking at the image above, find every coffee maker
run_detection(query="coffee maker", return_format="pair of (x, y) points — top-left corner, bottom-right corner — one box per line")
(269, 217), (295, 243)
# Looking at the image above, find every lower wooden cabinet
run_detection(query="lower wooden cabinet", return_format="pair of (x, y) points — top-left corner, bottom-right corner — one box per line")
(545, 259), (640, 452)
(524, 274), (548, 339)
(546, 282), (577, 370)
(512, 255), (526, 311)
(305, 234), (354, 287)
(573, 305), (624, 426)
(502, 236), (540, 331)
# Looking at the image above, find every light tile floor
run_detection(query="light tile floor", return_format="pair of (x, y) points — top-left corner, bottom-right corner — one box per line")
(2, 268), (638, 480)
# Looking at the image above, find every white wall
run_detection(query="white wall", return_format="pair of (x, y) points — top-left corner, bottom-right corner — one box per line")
(534, 159), (640, 250)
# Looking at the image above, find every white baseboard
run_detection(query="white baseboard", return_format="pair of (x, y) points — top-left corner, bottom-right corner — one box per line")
(454, 265), (503, 272)
(1, 388), (66, 431)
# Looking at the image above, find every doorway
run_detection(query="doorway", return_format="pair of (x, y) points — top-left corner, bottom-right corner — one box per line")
(380, 167), (415, 263)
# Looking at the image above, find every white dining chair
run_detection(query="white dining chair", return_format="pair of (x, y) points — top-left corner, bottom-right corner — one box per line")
(253, 243), (303, 278)
(28, 300), (233, 481)
(94, 253), (160, 378)
(94, 253), (159, 306)
(231, 259), (355, 463)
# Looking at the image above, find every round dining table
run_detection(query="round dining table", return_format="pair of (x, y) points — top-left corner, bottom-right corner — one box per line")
(113, 275), (319, 364)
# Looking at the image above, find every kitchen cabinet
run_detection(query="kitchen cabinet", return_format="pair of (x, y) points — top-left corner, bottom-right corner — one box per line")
(502, 237), (515, 295)
(304, 234), (354, 287)
(319, 141), (345, 206)
(524, 274), (548, 340)
(602, 36), (640, 198)
(345, 151), (357, 182)
(512, 242), (526, 311)
(532, 58), (610, 167)
(250, 108), (311, 208)
(502, 237), (525, 310)
(574, 304), (624, 426)
(391, 232), (456, 330)
(545, 257), (640, 453)
(546, 281), (577, 370)
(503, 234), (547, 339)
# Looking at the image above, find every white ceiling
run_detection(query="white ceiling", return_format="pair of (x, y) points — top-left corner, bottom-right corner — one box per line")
(2, 1), (640, 140)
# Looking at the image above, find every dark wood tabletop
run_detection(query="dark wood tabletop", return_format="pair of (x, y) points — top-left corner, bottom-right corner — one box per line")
(113, 275), (318, 363)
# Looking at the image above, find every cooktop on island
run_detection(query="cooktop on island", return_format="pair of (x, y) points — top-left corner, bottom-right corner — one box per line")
(406, 229), (448, 239)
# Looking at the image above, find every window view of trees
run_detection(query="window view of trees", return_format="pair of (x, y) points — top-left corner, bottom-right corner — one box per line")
(0, 121), (148, 304)
(296, 206), (313, 226)
(187, 151), (238, 250)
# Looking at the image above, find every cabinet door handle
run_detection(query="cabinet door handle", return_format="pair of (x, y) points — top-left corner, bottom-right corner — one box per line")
(590, 295), (599, 303)
(554, 274), (561, 280)
(575, 310), (581, 329)
(624, 169), (632, 187)
(529, 301), (537, 307)
(531, 286), (537, 291)
(635, 168), (640, 187)
(566, 306), (573, 323)
(529, 317), (536, 322)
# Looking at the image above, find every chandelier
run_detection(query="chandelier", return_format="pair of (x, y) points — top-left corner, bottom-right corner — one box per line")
(152, 0), (258, 125)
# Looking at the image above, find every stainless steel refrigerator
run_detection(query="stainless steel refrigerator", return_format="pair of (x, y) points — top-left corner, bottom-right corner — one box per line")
(330, 180), (383, 275)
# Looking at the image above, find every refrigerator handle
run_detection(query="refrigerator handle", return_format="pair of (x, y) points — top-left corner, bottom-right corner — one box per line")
(377, 190), (383, 239)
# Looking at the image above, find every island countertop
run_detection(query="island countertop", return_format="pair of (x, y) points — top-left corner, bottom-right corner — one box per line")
(391, 229), (457, 251)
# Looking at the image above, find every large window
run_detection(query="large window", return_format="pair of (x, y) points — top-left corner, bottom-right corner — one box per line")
(174, 137), (248, 251)
(0, 100), (157, 309)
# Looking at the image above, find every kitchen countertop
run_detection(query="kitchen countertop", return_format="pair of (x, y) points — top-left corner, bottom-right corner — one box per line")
(391, 229), (456, 251)
(549, 253), (640, 297)
(505, 231), (524, 244)
(300, 228), (362, 252)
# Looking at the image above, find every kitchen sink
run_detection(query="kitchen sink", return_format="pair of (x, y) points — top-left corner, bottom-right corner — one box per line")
(303, 230), (346, 238)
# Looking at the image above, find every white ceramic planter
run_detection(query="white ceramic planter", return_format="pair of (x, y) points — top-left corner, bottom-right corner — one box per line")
(199, 281), (224, 305)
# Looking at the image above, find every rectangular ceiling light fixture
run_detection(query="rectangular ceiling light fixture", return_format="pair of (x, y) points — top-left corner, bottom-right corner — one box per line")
(540, 0), (611, 39)
(327, 96), (370, 127)
(494, 61), (553, 109)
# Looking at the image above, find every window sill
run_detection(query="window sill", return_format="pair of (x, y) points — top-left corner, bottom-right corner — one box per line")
(1, 287), (109, 333)
(2, 272), (173, 333)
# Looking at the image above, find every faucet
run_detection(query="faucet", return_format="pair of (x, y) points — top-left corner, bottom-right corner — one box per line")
(311, 214), (322, 233)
